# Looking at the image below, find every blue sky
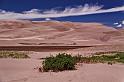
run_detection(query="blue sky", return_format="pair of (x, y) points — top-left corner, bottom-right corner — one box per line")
(0, 0), (124, 12)
(0, 0), (124, 28)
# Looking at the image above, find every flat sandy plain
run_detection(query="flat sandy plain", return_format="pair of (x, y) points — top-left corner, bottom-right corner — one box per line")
(0, 20), (124, 82)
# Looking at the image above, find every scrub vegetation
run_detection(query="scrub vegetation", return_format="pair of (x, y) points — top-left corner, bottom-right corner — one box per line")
(42, 52), (124, 72)
(0, 51), (30, 58)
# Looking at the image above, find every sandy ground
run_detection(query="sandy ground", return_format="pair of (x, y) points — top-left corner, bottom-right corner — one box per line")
(0, 58), (124, 82)
(0, 51), (124, 82)
(0, 20), (124, 82)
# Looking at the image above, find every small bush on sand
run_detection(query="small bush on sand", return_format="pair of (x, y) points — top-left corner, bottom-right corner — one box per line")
(0, 51), (30, 58)
(113, 52), (124, 63)
(42, 53), (76, 72)
(42, 52), (124, 72)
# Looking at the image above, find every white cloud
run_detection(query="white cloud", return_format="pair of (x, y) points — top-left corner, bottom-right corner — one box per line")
(23, 9), (41, 14)
(122, 20), (124, 25)
(114, 20), (124, 28)
(45, 18), (51, 21)
(114, 22), (119, 25)
(116, 24), (122, 27)
(0, 4), (124, 20)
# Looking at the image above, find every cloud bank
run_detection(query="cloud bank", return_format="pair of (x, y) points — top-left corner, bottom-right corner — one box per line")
(114, 20), (124, 28)
(0, 4), (124, 20)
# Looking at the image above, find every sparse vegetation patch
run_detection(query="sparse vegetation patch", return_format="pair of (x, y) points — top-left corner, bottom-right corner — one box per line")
(0, 51), (30, 59)
(74, 52), (124, 64)
(42, 52), (124, 72)
(42, 53), (76, 72)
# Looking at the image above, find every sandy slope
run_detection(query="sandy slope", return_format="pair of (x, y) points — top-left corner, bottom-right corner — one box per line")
(0, 20), (124, 53)
(0, 20), (124, 46)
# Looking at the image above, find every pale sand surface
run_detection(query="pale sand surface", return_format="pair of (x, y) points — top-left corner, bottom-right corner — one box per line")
(0, 51), (124, 82)
(0, 58), (124, 82)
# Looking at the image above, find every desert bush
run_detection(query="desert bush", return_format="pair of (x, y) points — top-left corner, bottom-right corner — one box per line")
(0, 51), (30, 58)
(89, 52), (124, 63)
(42, 52), (124, 72)
(73, 55), (82, 63)
(42, 53), (76, 72)
(114, 52), (124, 63)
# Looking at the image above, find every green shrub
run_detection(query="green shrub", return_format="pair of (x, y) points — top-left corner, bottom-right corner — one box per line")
(114, 52), (124, 63)
(42, 52), (124, 72)
(42, 53), (76, 72)
(0, 51), (30, 58)
(73, 55), (82, 63)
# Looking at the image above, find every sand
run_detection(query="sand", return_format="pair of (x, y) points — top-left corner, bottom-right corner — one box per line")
(0, 58), (124, 82)
(0, 20), (124, 82)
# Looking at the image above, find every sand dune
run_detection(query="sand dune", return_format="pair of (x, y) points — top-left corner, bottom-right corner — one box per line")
(0, 20), (124, 82)
(0, 20), (123, 46)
